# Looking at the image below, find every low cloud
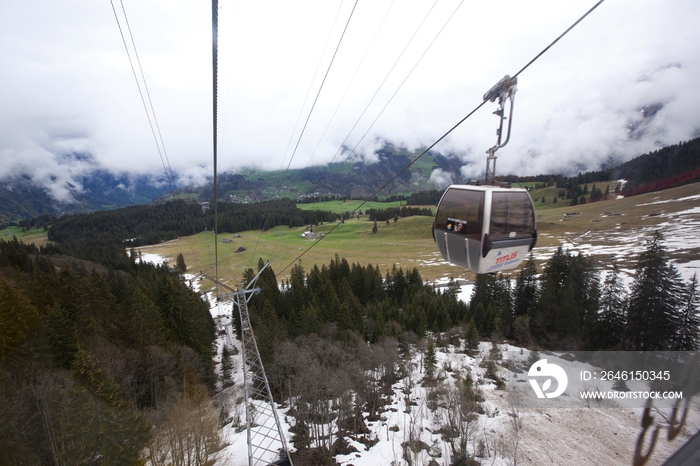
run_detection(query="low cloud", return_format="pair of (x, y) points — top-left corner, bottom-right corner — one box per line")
(429, 168), (453, 189)
(1, 0), (699, 193)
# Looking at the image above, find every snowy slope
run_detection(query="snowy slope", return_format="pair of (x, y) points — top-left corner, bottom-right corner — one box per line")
(206, 316), (699, 466)
(144, 184), (700, 466)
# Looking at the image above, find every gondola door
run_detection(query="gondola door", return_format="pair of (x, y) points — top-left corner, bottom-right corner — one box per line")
(478, 189), (537, 273)
(434, 186), (536, 274)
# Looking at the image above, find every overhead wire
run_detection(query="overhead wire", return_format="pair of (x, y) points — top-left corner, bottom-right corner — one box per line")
(212, 0), (219, 288)
(276, 0), (607, 276)
(119, 0), (200, 272)
(304, 0), (396, 167)
(247, 1), (359, 270)
(265, 0), (398, 268)
(108, 0), (175, 187)
(248, 2), (350, 272)
(342, 0), (465, 164)
(118, 0), (176, 186)
(279, 1), (346, 171)
(272, 0), (458, 271)
(109, 0), (201, 272)
(284, 0), (359, 172)
(328, 0), (440, 165)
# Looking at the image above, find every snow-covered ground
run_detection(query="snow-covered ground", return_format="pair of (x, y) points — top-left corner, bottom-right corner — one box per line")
(194, 282), (699, 466)
(203, 298), (700, 466)
(137, 188), (700, 465)
(534, 196), (700, 283)
(190, 273), (700, 466)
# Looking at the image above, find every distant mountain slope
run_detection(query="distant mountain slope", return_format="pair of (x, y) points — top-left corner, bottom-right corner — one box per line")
(569, 137), (700, 196)
(173, 145), (469, 203)
(4, 137), (699, 222)
(0, 170), (171, 222)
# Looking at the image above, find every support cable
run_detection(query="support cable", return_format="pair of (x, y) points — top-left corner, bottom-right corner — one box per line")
(304, 0), (397, 167)
(276, 0), (606, 275)
(212, 0), (219, 288)
(109, 0), (201, 272)
(280, 1), (345, 170)
(285, 0), (359, 171)
(328, 0), (440, 165)
(209, 3), (292, 463)
(248, 1), (358, 269)
(341, 0), (464, 164)
(108, 0), (174, 186)
(118, 0), (176, 186)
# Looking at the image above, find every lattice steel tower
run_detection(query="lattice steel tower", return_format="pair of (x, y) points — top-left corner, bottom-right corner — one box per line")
(227, 265), (293, 466)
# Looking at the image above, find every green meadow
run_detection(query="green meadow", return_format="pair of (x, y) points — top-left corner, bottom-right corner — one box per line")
(6, 182), (699, 287)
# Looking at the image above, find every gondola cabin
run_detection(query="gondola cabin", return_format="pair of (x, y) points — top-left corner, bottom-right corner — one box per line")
(434, 185), (537, 274)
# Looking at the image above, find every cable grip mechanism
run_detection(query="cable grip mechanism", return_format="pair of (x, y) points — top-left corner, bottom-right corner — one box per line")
(483, 75), (517, 185)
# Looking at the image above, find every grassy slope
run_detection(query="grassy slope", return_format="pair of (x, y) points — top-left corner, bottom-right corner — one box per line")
(2, 226), (50, 247)
(296, 200), (406, 215)
(140, 215), (446, 289)
(150, 182), (699, 286)
(8, 182), (699, 286)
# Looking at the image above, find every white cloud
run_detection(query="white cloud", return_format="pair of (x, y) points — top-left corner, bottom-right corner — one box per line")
(429, 168), (452, 189)
(1, 0), (699, 193)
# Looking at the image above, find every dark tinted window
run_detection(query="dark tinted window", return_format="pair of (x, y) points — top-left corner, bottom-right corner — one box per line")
(489, 192), (535, 239)
(435, 188), (484, 240)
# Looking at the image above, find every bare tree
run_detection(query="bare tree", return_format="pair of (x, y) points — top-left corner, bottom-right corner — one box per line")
(504, 394), (524, 466)
(143, 387), (223, 466)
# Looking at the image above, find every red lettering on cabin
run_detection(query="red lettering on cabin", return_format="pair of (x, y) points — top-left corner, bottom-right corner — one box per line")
(495, 251), (518, 265)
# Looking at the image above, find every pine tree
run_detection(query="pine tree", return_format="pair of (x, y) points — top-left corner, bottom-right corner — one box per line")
(624, 232), (681, 350)
(67, 349), (150, 464)
(372, 220), (378, 234)
(464, 319), (479, 355)
(469, 274), (498, 333)
(221, 344), (233, 386)
(424, 337), (437, 380)
(592, 263), (627, 350)
(537, 248), (599, 346)
(0, 278), (41, 364)
(513, 253), (539, 325)
(496, 275), (514, 338)
(673, 273), (700, 351)
(176, 252), (187, 274)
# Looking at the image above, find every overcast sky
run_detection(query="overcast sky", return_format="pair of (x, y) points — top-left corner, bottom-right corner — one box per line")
(1, 0), (699, 201)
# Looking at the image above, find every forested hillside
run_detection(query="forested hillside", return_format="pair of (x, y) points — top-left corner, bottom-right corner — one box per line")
(245, 232), (698, 370)
(46, 199), (340, 270)
(549, 137), (700, 198)
(468, 232), (699, 351)
(227, 230), (699, 462)
(2, 221), (698, 463)
(0, 238), (217, 464)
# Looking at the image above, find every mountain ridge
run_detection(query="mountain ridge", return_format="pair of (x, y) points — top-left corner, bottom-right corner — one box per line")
(3, 137), (700, 222)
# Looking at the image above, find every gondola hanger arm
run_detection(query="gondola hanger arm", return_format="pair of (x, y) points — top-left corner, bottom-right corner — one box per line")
(483, 75), (517, 185)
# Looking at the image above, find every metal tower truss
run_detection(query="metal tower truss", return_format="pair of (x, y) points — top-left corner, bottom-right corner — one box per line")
(203, 266), (292, 466)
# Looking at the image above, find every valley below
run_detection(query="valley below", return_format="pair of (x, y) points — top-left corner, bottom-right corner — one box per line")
(141, 182), (700, 288)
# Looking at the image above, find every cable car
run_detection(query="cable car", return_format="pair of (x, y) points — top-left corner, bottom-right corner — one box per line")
(433, 184), (536, 274)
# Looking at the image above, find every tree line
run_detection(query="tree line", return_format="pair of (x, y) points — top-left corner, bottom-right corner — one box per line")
(46, 199), (340, 271)
(243, 255), (467, 356)
(213, 198), (339, 232)
(553, 137), (700, 197)
(0, 237), (219, 464)
(239, 256), (473, 462)
(365, 206), (433, 222)
(468, 231), (699, 351)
